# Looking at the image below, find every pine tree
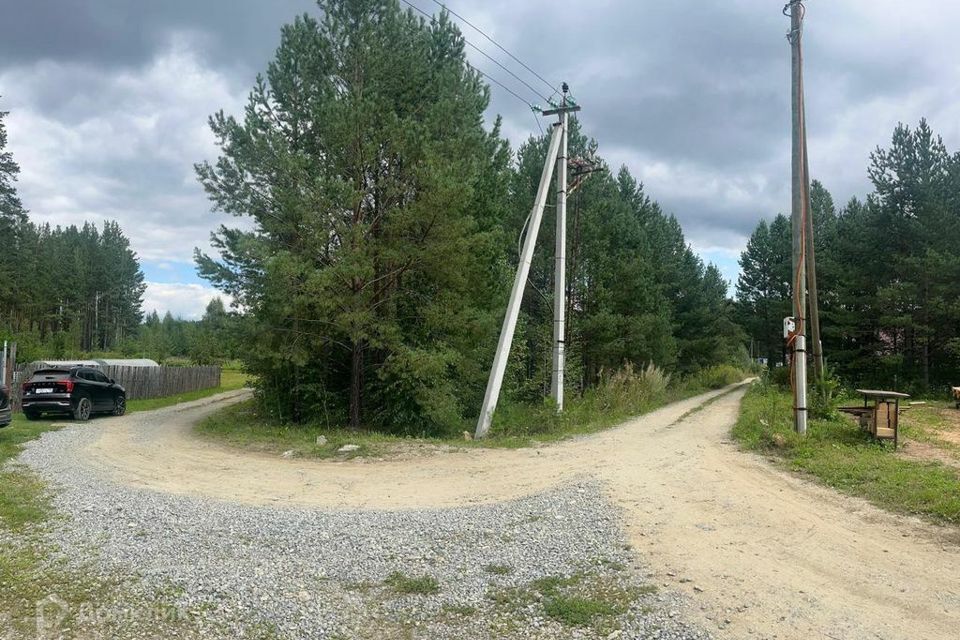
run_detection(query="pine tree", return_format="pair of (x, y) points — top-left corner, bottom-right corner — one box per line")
(196, 1), (510, 433)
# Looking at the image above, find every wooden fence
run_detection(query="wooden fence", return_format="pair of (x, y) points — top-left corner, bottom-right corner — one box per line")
(11, 364), (221, 410)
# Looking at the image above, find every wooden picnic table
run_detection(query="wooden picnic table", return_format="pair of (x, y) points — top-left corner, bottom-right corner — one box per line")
(838, 389), (910, 448)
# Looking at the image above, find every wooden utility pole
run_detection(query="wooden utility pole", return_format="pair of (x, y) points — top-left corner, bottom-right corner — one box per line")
(789, 0), (808, 434)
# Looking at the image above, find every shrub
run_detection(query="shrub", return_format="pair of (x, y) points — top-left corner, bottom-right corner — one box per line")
(684, 364), (745, 391)
(589, 363), (671, 415)
(810, 363), (842, 419)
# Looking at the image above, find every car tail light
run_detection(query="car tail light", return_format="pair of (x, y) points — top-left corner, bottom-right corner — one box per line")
(62, 380), (74, 393)
(22, 382), (31, 392)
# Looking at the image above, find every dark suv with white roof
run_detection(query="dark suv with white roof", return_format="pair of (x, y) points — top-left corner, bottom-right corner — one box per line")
(21, 367), (126, 421)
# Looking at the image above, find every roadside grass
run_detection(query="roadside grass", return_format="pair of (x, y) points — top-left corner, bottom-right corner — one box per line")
(733, 382), (960, 524)
(195, 364), (750, 457)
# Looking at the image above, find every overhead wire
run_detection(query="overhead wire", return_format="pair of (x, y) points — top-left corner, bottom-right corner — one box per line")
(430, 0), (560, 97)
(398, 0), (549, 112)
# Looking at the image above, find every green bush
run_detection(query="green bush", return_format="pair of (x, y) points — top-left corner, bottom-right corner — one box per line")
(588, 363), (671, 415)
(683, 364), (745, 391)
(810, 363), (842, 419)
(767, 364), (791, 389)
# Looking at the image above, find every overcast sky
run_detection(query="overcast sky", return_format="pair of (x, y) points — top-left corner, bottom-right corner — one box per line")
(1, 0), (956, 318)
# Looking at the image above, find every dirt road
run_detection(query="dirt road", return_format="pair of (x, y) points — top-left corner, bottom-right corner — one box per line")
(73, 384), (959, 639)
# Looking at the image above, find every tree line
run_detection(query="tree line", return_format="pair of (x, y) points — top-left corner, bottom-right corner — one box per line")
(0, 107), (143, 358)
(197, 0), (746, 435)
(737, 119), (960, 393)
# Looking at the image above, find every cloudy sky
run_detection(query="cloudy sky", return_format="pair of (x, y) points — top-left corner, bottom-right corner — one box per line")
(1, 0), (956, 318)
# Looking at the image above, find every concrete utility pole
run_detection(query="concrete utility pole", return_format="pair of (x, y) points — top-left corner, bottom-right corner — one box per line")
(475, 123), (564, 439)
(788, 0), (808, 434)
(475, 94), (581, 439)
(550, 86), (570, 411)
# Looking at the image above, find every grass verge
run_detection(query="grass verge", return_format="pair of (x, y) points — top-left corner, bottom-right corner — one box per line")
(196, 364), (750, 457)
(733, 382), (960, 524)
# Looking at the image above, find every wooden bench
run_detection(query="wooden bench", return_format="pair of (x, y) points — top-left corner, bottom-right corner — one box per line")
(838, 389), (910, 448)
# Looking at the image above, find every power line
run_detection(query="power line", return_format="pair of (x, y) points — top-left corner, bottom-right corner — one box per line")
(463, 38), (550, 103)
(472, 63), (540, 110)
(431, 0), (560, 96)
(398, 0), (546, 108)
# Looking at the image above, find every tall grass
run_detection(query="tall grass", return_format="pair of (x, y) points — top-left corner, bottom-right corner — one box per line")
(490, 363), (745, 442)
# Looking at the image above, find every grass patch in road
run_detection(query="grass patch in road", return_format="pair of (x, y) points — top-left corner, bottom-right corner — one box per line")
(543, 595), (620, 626)
(440, 603), (477, 617)
(733, 382), (960, 524)
(384, 571), (440, 595)
(488, 571), (642, 632)
(483, 564), (513, 576)
(196, 401), (391, 459)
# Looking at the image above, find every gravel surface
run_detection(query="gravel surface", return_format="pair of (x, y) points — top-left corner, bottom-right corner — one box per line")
(17, 420), (713, 640)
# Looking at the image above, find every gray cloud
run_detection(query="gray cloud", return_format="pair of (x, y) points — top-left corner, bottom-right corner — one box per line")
(2, 0), (960, 317)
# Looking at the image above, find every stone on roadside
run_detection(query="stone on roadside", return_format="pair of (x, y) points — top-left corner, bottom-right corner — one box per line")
(316, 435), (328, 446)
(337, 444), (360, 453)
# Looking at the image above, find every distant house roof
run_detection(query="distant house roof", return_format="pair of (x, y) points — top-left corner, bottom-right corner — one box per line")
(33, 358), (160, 369)
(34, 360), (101, 369)
(95, 359), (159, 368)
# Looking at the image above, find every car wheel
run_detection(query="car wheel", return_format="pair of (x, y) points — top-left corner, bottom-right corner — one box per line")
(73, 396), (93, 422)
(24, 411), (41, 421)
(113, 395), (127, 416)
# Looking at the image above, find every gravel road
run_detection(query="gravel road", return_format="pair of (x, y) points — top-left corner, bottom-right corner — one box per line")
(16, 393), (712, 640)
(14, 384), (960, 639)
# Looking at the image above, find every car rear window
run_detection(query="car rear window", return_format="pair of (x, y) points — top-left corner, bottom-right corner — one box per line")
(29, 370), (71, 381)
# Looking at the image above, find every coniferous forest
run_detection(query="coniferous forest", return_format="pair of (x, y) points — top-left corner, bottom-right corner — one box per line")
(737, 119), (960, 393)
(195, 3), (746, 434)
(5, 1), (960, 434)
(0, 107), (146, 357)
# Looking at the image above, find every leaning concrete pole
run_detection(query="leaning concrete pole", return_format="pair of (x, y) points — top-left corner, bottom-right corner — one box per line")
(789, 0), (808, 435)
(475, 123), (564, 439)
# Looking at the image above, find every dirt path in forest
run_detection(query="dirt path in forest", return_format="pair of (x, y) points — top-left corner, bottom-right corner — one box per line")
(58, 384), (960, 639)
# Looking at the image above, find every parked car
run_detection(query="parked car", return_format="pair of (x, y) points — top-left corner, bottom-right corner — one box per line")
(21, 367), (126, 421)
(0, 387), (11, 428)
